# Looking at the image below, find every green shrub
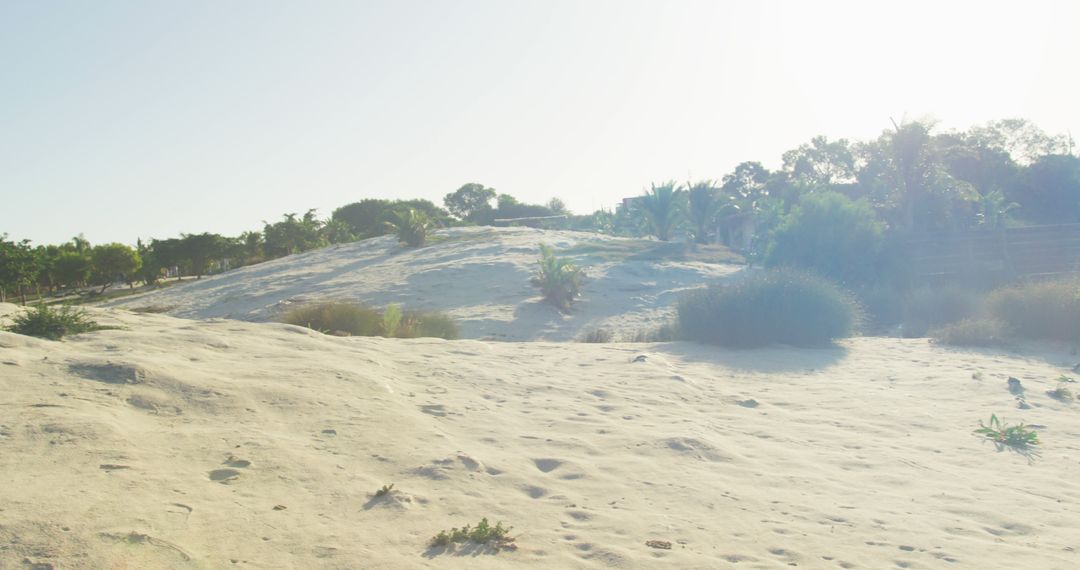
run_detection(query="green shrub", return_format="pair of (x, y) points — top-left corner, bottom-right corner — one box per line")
(930, 318), (1007, 347)
(677, 268), (859, 347)
(430, 518), (514, 549)
(531, 244), (585, 312)
(385, 208), (432, 247)
(281, 302), (459, 340)
(282, 302), (382, 336)
(986, 279), (1080, 342)
(764, 191), (885, 286)
(974, 414), (1039, 449)
(6, 304), (102, 340)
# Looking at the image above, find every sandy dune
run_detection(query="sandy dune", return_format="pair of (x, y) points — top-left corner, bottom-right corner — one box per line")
(105, 227), (741, 341)
(3, 304), (1079, 569)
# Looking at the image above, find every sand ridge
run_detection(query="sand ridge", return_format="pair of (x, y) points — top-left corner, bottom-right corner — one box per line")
(104, 226), (742, 341)
(2, 305), (1079, 568)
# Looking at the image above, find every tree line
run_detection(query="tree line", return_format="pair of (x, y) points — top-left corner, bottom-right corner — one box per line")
(2, 117), (1077, 303)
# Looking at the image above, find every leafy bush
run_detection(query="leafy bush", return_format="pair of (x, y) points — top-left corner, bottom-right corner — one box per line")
(930, 318), (1007, 347)
(281, 302), (458, 339)
(677, 269), (859, 347)
(282, 302), (382, 336)
(6, 304), (103, 340)
(531, 244), (585, 312)
(764, 191), (885, 286)
(986, 279), (1080, 342)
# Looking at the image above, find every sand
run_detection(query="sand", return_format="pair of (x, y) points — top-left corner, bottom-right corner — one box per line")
(104, 227), (742, 341)
(3, 303), (1079, 569)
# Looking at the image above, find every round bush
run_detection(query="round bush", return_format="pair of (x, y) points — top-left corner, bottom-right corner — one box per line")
(677, 268), (859, 347)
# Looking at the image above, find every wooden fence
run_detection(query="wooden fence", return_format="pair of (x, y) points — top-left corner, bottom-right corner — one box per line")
(908, 224), (1080, 281)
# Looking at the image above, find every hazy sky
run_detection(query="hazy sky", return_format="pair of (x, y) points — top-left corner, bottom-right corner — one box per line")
(2, 0), (1078, 245)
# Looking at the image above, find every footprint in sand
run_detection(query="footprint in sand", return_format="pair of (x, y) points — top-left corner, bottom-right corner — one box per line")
(208, 468), (241, 483)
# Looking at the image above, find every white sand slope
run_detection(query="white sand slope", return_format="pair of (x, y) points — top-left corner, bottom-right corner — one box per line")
(3, 304), (1079, 569)
(105, 227), (742, 340)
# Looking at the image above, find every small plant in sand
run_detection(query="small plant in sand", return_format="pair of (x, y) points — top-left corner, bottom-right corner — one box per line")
(1047, 384), (1074, 402)
(430, 518), (514, 549)
(974, 414), (1040, 448)
(1057, 375), (1076, 383)
(374, 484), (395, 497)
(382, 304), (403, 337)
(930, 318), (1007, 347)
(531, 244), (585, 312)
(6, 304), (103, 340)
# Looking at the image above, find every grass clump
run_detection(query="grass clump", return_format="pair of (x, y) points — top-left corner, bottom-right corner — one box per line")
(986, 279), (1080, 342)
(430, 518), (514, 549)
(930, 318), (1007, 347)
(1047, 385), (1074, 402)
(974, 414), (1040, 448)
(281, 302), (458, 339)
(531, 244), (585, 312)
(374, 484), (394, 497)
(677, 268), (859, 347)
(6, 304), (103, 340)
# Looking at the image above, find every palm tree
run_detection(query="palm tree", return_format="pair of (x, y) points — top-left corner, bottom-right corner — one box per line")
(686, 180), (720, 244)
(385, 209), (433, 247)
(634, 182), (686, 241)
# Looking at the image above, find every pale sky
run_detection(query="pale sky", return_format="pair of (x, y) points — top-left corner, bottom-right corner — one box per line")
(2, 0), (1078, 245)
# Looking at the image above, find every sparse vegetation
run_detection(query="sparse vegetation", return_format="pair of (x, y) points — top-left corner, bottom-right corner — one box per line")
(430, 518), (514, 549)
(374, 484), (394, 497)
(986, 279), (1080, 342)
(974, 414), (1040, 448)
(930, 319), (1007, 347)
(677, 268), (859, 347)
(281, 302), (458, 339)
(1047, 385), (1074, 402)
(6, 304), (104, 340)
(578, 328), (614, 343)
(531, 244), (585, 312)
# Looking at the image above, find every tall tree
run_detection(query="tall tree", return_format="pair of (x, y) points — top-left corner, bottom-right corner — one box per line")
(179, 233), (227, 279)
(443, 183), (496, 224)
(686, 180), (721, 244)
(0, 236), (40, 304)
(90, 243), (141, 292)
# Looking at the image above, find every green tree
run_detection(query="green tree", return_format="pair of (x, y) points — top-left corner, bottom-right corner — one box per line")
(179, 233), (227, 278)
(263, 210), (327, 258)
(633, 182), (686, 241)
(1008, 154), (1080, 224)
(0, 236), (41, 304)
(764, 191), (885, 286)
(384, 208), (433, 247)
(686, 180), (721, 244)
(443, 183), (496, 224)
(90, 243), (142, 292)
(781, 136), (856, 187)
(53, 251), (92, 289)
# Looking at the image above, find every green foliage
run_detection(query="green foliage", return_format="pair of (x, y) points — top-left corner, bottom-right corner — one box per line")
(677, 268), (859, 347)
(334, 199), (451, 239)
(0, 235), (41, 303)
(263, 210), (327, 258)
(382, 303), (402, 337)
(686, 181), (721, 244)
(281, 302), (459, 339)
(90, 243), (142, 291)
(974, 414), (1040, 448)
(385, 208), (433, 247)
(6, 304), (102, 340)
(52, 251), (91, 289)
(444, 183), (497, 224)
(930, 319), (1007, 347)
(530, 244), (585, 312)
(986, 279), (1080, 342)
(374, 484), (394, 497)
(764, 191), (884, 286)
(430, 518), (513, 549)
(900, 285), (981, 337)
(633, 182), (686, 241)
